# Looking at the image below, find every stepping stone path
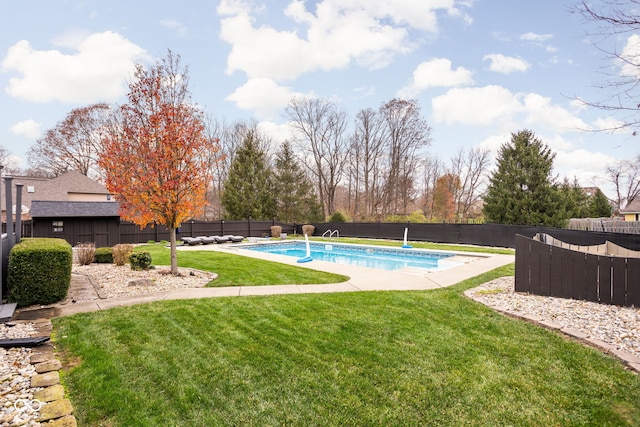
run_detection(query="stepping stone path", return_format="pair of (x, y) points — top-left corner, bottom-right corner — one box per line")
(0, 309), (77, 426)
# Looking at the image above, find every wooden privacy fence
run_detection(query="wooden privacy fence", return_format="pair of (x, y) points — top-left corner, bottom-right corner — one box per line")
(311, 222), (640, 250)
(119, 219), (296, 244)
(515, 233), (640, 307)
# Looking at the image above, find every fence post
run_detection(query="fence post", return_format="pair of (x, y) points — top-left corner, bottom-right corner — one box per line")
(14, 184), (22, 244)
(4, 176), (13, 248)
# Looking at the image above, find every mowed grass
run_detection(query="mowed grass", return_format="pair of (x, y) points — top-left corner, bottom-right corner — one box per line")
(53, 264), (640, 427)
(135, 243), (348, 287)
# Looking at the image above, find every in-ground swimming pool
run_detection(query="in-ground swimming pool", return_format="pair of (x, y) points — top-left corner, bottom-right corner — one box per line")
(241, 241), (460, 271)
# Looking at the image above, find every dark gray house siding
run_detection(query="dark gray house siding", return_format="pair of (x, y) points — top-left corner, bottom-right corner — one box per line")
(30, 201), (120, 247)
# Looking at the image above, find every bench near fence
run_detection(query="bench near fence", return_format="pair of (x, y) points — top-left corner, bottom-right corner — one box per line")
(515, 233), (640, 307)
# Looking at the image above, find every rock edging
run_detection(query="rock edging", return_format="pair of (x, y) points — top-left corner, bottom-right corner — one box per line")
(1, 316), (77, 427)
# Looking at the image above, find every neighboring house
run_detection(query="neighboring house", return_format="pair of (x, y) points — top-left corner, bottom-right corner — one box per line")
(0, 170), (113, 221)
(620, 199), (640, 221)
(30, 201), (121, 247)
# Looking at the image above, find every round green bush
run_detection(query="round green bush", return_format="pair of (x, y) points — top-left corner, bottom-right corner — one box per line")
(129, 251), (152, 271)
(329, 211), (347, 222)
(94, 247), (114, 263)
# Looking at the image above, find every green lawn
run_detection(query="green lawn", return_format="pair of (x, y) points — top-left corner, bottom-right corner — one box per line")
(53, 263), (640, 426)
(135, 243), (349, 287)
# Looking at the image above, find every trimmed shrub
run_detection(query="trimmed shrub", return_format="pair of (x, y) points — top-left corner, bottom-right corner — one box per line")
(302, 224), (315, 236)
(129, 251), (152, 271)
(329, 211), (348, 222)
(8, 238), (72, 307)
(113, 244), (133, 266)
(270, 225), (282, 238)
(75, 242), (96, 266)
(94, 247), (114, 264)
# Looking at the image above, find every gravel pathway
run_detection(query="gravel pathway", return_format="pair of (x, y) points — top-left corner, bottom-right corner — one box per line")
(0, 323), (41, 426)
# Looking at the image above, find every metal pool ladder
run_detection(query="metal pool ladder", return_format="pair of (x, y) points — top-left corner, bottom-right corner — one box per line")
(322, 229), (339, 239)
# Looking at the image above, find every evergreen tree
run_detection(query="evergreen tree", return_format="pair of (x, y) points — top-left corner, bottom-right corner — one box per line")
(222, 132), (276, 220)
(273, 141), (323, 223)
(589, 189), (613, 218)
(558, 178), (590, 219)
(483, 130), (566, 227)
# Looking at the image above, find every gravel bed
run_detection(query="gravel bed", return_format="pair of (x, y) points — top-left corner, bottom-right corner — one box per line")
(0, 323), (42, 426)
(466, 276), (640, 360)
(72, 263), (218, 298)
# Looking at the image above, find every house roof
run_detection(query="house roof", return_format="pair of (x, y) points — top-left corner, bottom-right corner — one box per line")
(31, 201), (121, 218)
(0, 171), (111, 211)
(620, 199), (640, 214)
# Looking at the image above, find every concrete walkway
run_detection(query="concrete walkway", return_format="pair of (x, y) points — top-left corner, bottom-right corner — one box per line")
(54, 246), (514, 317)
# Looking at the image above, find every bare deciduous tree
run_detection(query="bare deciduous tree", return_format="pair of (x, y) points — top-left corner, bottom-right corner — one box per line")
(449, 147), (491, 221)
(380, 99), (432, 216)
(28, 103), (111, 179)
(604, 155), (640, 209)
(286, 97), (349, 217)
(420, 155), (445, 220)
(573, 0), (640, 133)
(349, 107), (387, 220)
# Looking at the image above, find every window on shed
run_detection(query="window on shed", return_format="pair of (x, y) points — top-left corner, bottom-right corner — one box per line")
(52, 221), (64, 233)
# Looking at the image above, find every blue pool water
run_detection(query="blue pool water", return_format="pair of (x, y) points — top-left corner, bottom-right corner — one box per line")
(242, 241), (458, 271)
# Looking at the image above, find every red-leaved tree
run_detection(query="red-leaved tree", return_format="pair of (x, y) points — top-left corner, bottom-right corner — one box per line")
(99, 51), (219, 274)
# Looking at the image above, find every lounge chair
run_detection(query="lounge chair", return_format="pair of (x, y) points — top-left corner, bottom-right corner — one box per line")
(199, 236), (216, 245)
(227, 235), (245, 243)
(181, 237), (203, 245)
(213, 236), (230, 244)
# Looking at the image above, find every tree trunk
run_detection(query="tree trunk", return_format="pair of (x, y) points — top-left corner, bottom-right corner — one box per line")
(169, 227), (178, 275)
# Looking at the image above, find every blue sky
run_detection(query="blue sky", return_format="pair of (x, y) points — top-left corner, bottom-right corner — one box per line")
(0, 0), (637, 198)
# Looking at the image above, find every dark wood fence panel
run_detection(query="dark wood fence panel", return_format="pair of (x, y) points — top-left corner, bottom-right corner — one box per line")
(599, 256), (612, 305)
(119, 219), (297, 244)
(612, 257), (627, 307)
(312, 223), (640, 250)
(584, 253), (599, 302)
(515, 234), (640, 307)
(628, 260), (640, 304)
(515, 233), (528, 293)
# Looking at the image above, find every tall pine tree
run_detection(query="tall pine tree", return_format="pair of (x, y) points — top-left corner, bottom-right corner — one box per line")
(483, 130), (566, 227)
(589, 189), (613, 218)
(222, 131), (276, 220)
(273, 141), (323, 223)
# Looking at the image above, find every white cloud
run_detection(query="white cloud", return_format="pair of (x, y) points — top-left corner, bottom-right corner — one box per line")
(225, 77), (306, 120)
(483, 53), (530, 74)
(432, 86), (591, 137)
(2, 31), (146, 103)
(397, 58), (473, 97)
(432, 85), (523, 126)
(51, 29), (93, 49)
(218, 0), (467, 82)
(555, 148), (617, 185)
(522, 93), (590, 133)
(257, 120), (296, 146)
(160, 19), (188, 38)
(9, 119), (41, 139)
(593, 116), (629, 133)
(619, 34), (640, 78)
(520, 32), (553, 43)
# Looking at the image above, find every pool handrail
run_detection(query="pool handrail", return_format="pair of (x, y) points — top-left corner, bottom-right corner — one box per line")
(322, 229), (340, 239)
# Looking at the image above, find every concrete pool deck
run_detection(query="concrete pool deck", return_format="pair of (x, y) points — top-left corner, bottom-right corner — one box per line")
(54, 242), (514, 317)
